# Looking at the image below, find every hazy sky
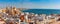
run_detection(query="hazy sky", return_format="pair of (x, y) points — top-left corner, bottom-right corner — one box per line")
(0, 0), (60, 9)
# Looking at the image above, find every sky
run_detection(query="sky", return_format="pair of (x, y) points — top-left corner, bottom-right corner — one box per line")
(0, 0), (22, 8)
(0, 0), (60, 9)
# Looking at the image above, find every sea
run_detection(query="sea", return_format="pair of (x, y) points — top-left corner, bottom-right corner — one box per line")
(22, 9), (60, 15)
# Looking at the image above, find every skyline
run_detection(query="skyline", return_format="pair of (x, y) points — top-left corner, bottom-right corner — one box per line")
(0, 0), (60, 9)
